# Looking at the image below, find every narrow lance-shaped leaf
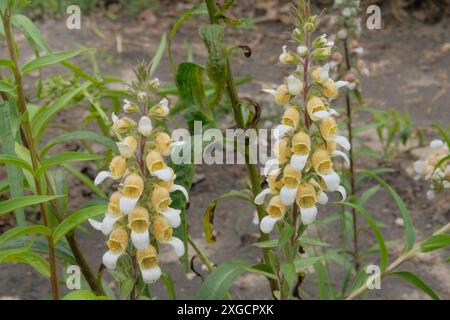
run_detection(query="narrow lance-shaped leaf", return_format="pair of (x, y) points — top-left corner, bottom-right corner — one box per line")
(21, 50), (84, 74)
(0, 195), (63, 218)
(0, 225), (52, 246)
(391, 271), (440, 300)
(36, 152), (103, 177)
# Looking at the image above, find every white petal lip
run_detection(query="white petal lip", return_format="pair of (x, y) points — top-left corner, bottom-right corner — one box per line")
(413, 160), (426, 174)
(254, 188), (271, 205)
(337, 185), (347, 200)
(101, 214), (122, 235)
(119, 196), (139, 214)
(260, 215), (282, 234)
(102, 250), (122, 269)
(164, 237), (185, 257)
(138, 116), (152, 136)
(333, 150), (350, 168)
(94, 171), (112, 185)
(111, 112), (119, 124)
(131, 229), (150, 250)
(291, 154), (308, 172)
(280, 186), (297, 206)
(273, 124), (293, 140)
(319, 63), (330, 82)
(88, 218), (103, 231)
(287, 75), (302, 95)
(171, 184), (189, 202)
(159, 98), (170, 116)
(336, 81), (349, 89)
(333, 135), (351, 151)
(312, 110), (332, 121)
(252, 211), (260, 225)
(141, 266), (162, 284)
(263, 158), (280, 176)
(153, 167), (174, 182)
(320, 171), (340, 191)
(430, 139), (444, 150)
(317, 192), (329, 205)
(300, 206), (317, 225)
(117, 142), (133, 158)
(162, 207), (181, 228)
(262, 89), (277, 96)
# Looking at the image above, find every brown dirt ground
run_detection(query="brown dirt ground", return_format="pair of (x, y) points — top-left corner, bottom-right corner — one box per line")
(0, 2), (449, 300)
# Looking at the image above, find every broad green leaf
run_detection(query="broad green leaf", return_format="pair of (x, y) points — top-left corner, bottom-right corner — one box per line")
(21, 50), (83, 74)
(63, 290), (107, 300)
(31, 82), (92, 139)
(0, 195), (63, 217)
(244, 263), (277, 280)
(391, 271), (440, 300)
(41, 131), (118, 156)
(202, 189), (253, 243)
(11, 14), (51, 52)
(0, 154), (33, 173)
(199, 24), (227, 108)
(36, 152), (103, 177)
(0, 225), (51, 246)
(341, 201), (388, 271)
(362, 170), (415, 251)
(175, 62), (213, 130)
(0, 250), (50, 278)
(282, 261), (296, 289)
(294, 256), (323, 272)
(420, 234), (450, 252)
(53, 205), (106, 242)
(196, 260), (248, 300)
(0, 101), (25, 225)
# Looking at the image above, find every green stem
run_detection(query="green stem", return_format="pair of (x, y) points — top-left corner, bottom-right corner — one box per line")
(204, 0), (278, 294)
(343, 39), (359, 271)
(346, 222), (450, 300)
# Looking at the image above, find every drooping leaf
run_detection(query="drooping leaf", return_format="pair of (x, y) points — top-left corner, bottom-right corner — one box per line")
(391, 271), (440, 300)
(36, 152), (103, 177)
(0, 225), (51, 246)
(196, 260), (248, 300)
(53, 205), (107, 243)
(361, 170), (415, 251)
(0, 154), (33, 173)
(0, 250), (50, 278)
(0, 195), (63, 217)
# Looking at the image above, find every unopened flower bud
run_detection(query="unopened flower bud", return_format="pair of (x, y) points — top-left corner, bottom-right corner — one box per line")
(321, 78), (338, 98)
(113, 117), (137, 134)
(279, 46), (297, 64)
(148, 78), (161, 90)
(296, 45), (308, 57)
(123, 99), (139, 113)
(138, 116), (153, 136)
(149, 98), (170, 118)
(304, 22), (314, 33)
(137, 92), (147, 102)
(312, 47), (331, 60)
(155, 132), (172, 157)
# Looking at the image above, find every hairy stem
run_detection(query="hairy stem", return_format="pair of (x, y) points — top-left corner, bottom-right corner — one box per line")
(205, 0), (279, 294)
(343, 39), (359, 271)
(347, 222), (450, 300)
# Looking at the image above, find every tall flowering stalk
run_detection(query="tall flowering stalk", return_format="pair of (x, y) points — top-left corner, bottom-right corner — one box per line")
(328, 0), (369, 269)
(255, 0), (350, 298)
(89, 64), (188, 297)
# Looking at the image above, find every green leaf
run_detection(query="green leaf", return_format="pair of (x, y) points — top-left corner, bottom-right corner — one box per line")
(161, 268), (176, 300)
(0, 250), (50, 278)
(0, 225), (51, 246)
(293, 256), (323, 272)
(253, 239), (278, 248)
(282, 261), (296, 288)
(11, 14), (51, 53)
(244, 263), (277, 280)
(391, 271), (440, 300)
(21, 50), (83, 74)
(0, 195), (63, 217)
(41, 131), (118, 156)
(361, 170), (415, 251)
(202, 189), (253, 243)
(175, 62), (213, 130)
(297, 236), (330, 247)
(36, 152), (102, 177)
(199, 24), (227, 108)
(63, 290), (108, 300)
(31, 82), (92, 140)
(0, 80), (16, 95)
(149, 33), (167, 76)
(53, 205), (107, 243)
(119, 279), (135, 300)
(0, 59), (14, 70)
(420, 234), (450, 252)
(62, 164), (106, 198)
(433, 123), (450, 149)
(168, 3), (207, 71)
(196, 260), (248, 300)
(341, 201), (388, 271)
(0, 101), (25, 225)
(0, 154), (33, 173)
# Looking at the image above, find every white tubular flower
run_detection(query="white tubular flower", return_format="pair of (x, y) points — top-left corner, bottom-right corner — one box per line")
(152, 216), (185, 257)
(119, 173), (144, 214)
(279, 45), (296, 64)
(102, 228), (128, 269)
(260, 195), (286, 234)
(306, 96), (335, 121)
(94, 156), (127, 185)
(138, 116), (153, 136)
(317, 191), (329, 205)
(263, 158), (280, 176)
(146, 150), (174, 182)
(137, 246), (161, 284)
(336, 185), (347, 200)
(88, 192), (124, 235)
(255, 188), (272, 205)
(151, 186), (172, 214)
(332, 150), (350, 167)
(312, 149), (340, 191)
(280, 164), (301, 205)
(320, 117), (351, 151)
(149, 98), (170, 117)
(161, 207), (182, 228)
(273, 124), (294, 140)
(296, 183), (318, 225)
(116, 136), (138, 158)
(287, 75), (303, 96)
(128, 207), (150, 250)
(123, 99), (139, 113)
(291, 131), (311, 172)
